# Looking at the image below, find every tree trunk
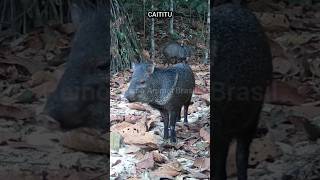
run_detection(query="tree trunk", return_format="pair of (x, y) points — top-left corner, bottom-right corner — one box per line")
(169, 0), (174, 35)
(150, 2), (155, 61)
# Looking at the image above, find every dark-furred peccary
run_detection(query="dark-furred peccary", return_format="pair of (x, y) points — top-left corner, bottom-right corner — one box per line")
(124, 62), (195, 143)
(44, 3), (109, 130)
(162, 42), (192, 65)
(212, 2), (272, 180)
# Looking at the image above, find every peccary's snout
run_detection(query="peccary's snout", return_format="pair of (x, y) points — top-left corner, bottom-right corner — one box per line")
(124, 90), (136, 102)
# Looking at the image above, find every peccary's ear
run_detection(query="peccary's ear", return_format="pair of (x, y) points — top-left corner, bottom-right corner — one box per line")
(71, 3), (83, 28)
(147, 63), (155, 74)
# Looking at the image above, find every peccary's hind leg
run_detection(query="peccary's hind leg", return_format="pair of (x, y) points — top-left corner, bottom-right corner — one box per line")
(213, 128), (231, 180)
(169, 110), (178, 143)
(183, 104), (189, 125)
(160, 110), (169, 140)
(236, 134), (253, 180)
(177, 108), (181, 122)
(183, 99), (192, 124)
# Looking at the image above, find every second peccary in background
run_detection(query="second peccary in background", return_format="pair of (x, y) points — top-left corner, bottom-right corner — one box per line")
(162, 42), (192, 65)
(44, 2), (109, 130)
(124, 62), (195, 143)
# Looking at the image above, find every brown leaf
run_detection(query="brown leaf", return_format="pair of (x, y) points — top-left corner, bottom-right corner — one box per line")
(62, 128), (109, 154)
(249, 136), (282, 165)
(265, 80), (306, 106)
(151, 150), (167, 163)
(272, 57), (292, 75)
(124, 115), (142, 123)
(199, 127), (210, 143)
(136, 152), (155, 170)
(123, 131), (160, 148)
(0, 131), (21, 144)
(0, 55), (46, 74)
(0, 103), (34, 120)
(269, 39), (287, 58)
(190, 171), (210, 179)
(152, 162), (181, 178)
(7, 141), (47, 150)
(127, 103), (147, 111)
(110, 121), (133, 133)
(110, 114), (125, 122)
(111, 160), (121, 167)
(290, 105), (320, 120)
(27, 70), (55, 87)
(31, 81), (57, 98)
(0, 169), (42, 180)
(256, 12), (290, 32)
(121, 121), (147, 136)
(194, 86), (208, 95)
(199, 94), (210, 105)
(193, 158), (210, 171)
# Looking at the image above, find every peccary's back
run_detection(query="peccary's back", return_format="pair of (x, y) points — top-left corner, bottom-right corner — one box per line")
(151, 63), (194, 110)
(211, 4), (272, 134)
(212, 4), (272, 87)
(171, 63), (195, 93)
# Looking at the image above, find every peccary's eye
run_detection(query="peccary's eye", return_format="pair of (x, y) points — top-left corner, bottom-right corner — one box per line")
(140, 80), (145, 84)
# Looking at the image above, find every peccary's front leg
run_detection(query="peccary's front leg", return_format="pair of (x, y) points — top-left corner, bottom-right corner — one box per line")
(213, 128), (231, 180)
(160, 110), (169, 140)
(169, 110), (178, 143)
(236, 134), (253, 180)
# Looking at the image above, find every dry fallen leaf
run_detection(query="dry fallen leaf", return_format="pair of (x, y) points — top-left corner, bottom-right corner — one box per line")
(256, 12), (290, 32)
(193, 158), (210, 171)
(272, 57), (292, 75)
(151, 161), (181, 178)
(110, 121), (133, 133)
(124, 115), (142, 123)
(127, 103), (147, 111)
(0, 103), (34, 120)
(136, 152), (155, 170)
(110, 114), (125, 122)
(199, 127), (210, 143)
(151, 150), (167, 163)
(27, 70), (55, 87)
(194, 86), (208, 95)
(62, 128), (109, 154)
(265, 80), (306, 106)
(124, 131), (160, 148)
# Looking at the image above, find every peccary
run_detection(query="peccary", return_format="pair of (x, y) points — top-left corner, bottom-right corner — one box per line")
(162, 42), (192, 65)
(212, 2), (272, 180)
(44, 2), (109, 130)
(124, 62), (195, 143)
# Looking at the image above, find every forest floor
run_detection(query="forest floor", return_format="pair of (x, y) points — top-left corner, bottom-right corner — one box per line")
(0, 0), (319, 180)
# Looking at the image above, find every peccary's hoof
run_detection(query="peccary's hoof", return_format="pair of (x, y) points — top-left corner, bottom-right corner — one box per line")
(162, 139), (176, 148)
(169, 140), (177, 146)
(163, 139), (170, 145)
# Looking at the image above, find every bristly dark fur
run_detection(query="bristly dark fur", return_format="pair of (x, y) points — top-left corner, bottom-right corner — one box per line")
(211, 2), (272, 180)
